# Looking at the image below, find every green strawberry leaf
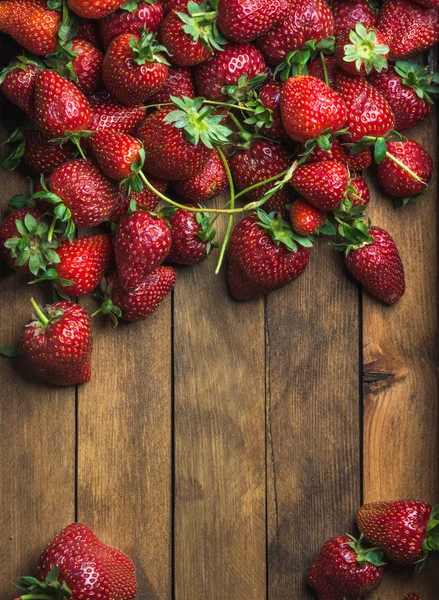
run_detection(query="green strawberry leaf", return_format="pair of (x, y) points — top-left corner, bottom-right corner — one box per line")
(0, 345), (20, 358)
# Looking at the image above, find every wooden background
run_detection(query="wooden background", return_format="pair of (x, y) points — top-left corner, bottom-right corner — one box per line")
(0, 40), (438, 600)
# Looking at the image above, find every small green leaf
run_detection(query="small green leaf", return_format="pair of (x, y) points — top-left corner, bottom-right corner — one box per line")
(0, 345), (20, 358)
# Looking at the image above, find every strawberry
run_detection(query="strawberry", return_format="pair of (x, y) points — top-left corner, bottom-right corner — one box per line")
(33, 234), (113, 298)
(192, 43), (266, 101)
(34, 70), (91, 140)
(102, 31), (169, 106)
(20, 300), (92, 386)
(136, 98), (231, 180)
(305, 138), (372, 171)
(254, 0), (334, 65)
(230, 139), (294, 218)
(258, 82), (286, 140)
(404, 594), (423, 600)
(111, 178), (168, 221)
(173, 148), (228, 202)
(217, 0), (289, 43)
(0, 56), (41, 119)
(23, 130), (75, 174)
(378, 0), (439, 59)
(369, 62), (438, 131)
(330, 0), (377, 37)
(96, 267), (176, 323)
(357, 500), (439, 566)
(68, 0), (126, 19)
(411, 0), (439, 5)
(289, 198), (327, 235)
(228, 210), (311, 301)
(335, 24), (389, 76)
(149, 65), (195, 102)
(376, 138), (433, 199)
(159, 0), (187, 12)
(45, 39), (103, 94)
(348, 171), (370, 206)
(280, 75), (347, 143)
(291, 161), (349, 210)
(307, 54), (338, 89)
(75, 18), (101, 46)
(90, 131), (144, 183)
(99, 1), (163, 48)
(0, 0), (61, 55)
(308, 534), (385, 600)
(0, 208), (59, 276)
(335, 71), (395, 142)
(167, 207), (218, 264)
(16, 523), (137, 597)
(88, 91), (146, 134)
(114, 211), (172, 291)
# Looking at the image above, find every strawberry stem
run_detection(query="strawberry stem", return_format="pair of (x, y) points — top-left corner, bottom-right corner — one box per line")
(234, 168), (290, 201)
(71, 137), (86, 160)
(385, 151), (425, 184)
(229, 112), (245, 133)
(30, 296), (49, 327)
(47, 214), (58, 244)
(215, 146), (235, 274)
(15, 595), (54, 600)
(320, 52), (329, 87)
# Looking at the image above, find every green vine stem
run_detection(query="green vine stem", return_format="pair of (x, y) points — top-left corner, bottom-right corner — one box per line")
(385, 151), (424, 184)
(215, 146), (235, 274)
(30, 296), (49, 326)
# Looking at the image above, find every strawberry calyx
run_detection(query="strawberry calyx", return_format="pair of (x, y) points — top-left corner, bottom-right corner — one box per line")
(222, 72), (267, 104)
(44, 43), (80, 85)
(242, 96), (274, 133)
(256, 209), (313, 252)
(416, 504), (439, 572)
(29, 267), (74, 294)
(0, 54), (44, 85)
(274, 37), (335, 83)
(394, 61), (439, 105)
(175, 0), (227, 54)
(195, 211), (219, 256)
(14, 564), (72, 599)
(298, 128), (349, 164)
(1, 124), (33, 171)
(343, 23), (389, 75)
(121, 0), (156, 11)
(50, 130), (91, 160)
(332, 218), (375, 254)
(130, 28), (170, 66)
(121, 147), (146, 194)
(92, 277), (122, 326)
(346, 533), (386, 566)
(32, 176), (75, 241)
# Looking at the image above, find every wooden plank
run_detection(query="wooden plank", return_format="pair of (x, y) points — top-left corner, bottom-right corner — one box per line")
(364, 91), (439, 598)
(266, 240), (361, 597)
(0, 112), (76, 593)
(77, 294), (173, 600)
(173, 198), (266, 600)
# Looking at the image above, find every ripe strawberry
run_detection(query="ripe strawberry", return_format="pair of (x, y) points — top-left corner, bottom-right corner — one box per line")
(340, 224), (405, 304)
(21, 300), (92, 386)
(290, 198), (327, 236)
(88, 91), (146, 134)
(75, 18), (101, 46)
(335, 71), (395, 142)
(335, 24), (389, 76)
(258, 82), (286, 140)
(99, 1), (163, 48)
(34, 70), (91, 139)
(254, 0), (334, 65)
(230, 139), (293, 218)
(348, 171), (370, 206)
(0, 56), (40, 119)
(357, 500), (439, 565)
(227, 210), (311, 301)
(173, 149), (228, 202)
(90, 131), (144, 182)
(23, 130), (75, 174)
(159, 0), (187, 12)
(111, 178), (168, 221)
(308, 534), (385, 600)
(291, 161), (349, 210)
(97, 267), (176, 322)
(377, 138), (433, 198)
(404, 594), (423, 600)
(114, 211), (172, 291)
(149, 65), (195, 103)
(45, 39), (103, 94)
(411, 0), (439, 5)
(217, 0), (289, 43)
(68, 0), (126, 19)
(369, 62), (438, 131)
(192, 43), (266, 101)
(47, 159), (119, 229)
(307, 54), (338, 89)
(378, 0), (439, 59)
(34, 234), (113, 298)
(167, 207), (218, 264)
(280, 75), (347, 143)
(21, 523), (137, 597)
(305, 138), (372, 171)
(0, 0), (61, 55)
(331, 0), (377, 37)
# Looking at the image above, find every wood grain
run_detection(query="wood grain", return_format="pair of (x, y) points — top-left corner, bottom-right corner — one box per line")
(266, 240), (361, 598)
(173, 198), (266, 600)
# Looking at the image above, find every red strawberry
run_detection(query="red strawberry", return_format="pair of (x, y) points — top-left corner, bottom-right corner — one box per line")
(289, 198), (327, 235)
(75, 18), (101, 46)
(47, 159), (119, 229)
(255, 0), (334, 65)
(411, 0), (438, 5)
(100, 1), (163, 48)
(369, 62), (437, 131)
(291, 161), (349, 210)
(149, 65), (195, 103)
(335, 71), (395, 142)
(192, 43), (266, 101)
(280, 75), (347, 143)
(307, 54), (338, 89)
(34, 70), (91, 138)
(377, 138), (433, 198)
(88, 91), (146, 134)
(348, 171), (370, 206)
(404, 594), (423, 600)
(0, 56), (40, 119)
(111, 178), (168, 221)
(167, 207), (218, 264)
(378, 0), (439, 59)
(102, 31), (169, 106)
(357, 500), (439, 565)
(23, 130), (75, 175)
(35, 234), (113, 297)
(28, 523), (137, 597)
(159, 0), (187, 12)
(230, 139), (293, 218)
(0, 0), (61, 55)
(45, 39), (103, 94)
(173, 148), (228, 202)
(114, 211), (172, 291)
(227, 210), (311, 301)
(340, 225), (405, 304)
(305, 138), (372, 171)
(331, 0), (377, 37)
(335, 24), (389, 76)
(68, 0), (126, 19)
(217, 0), (289, 43)
(258, 82), (286, 140)
(308, 534), (385, 600)
(97, 267), (176, 322)
(21, 300), (92, 386)
(90, 131), (144, 182)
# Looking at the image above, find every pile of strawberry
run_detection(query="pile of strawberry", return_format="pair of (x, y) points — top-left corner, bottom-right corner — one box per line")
(0, 0), (438, 385)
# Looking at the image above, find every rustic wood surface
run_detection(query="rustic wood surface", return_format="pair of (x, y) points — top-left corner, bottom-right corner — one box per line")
(0, 40), (438, 600)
